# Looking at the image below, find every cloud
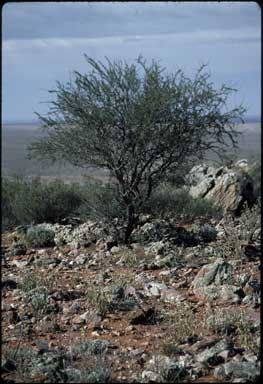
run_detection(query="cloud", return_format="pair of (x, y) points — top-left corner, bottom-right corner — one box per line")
(3, 26), (260, 53)
(3, 1), (260, 40)
(2, 2), (261, 120)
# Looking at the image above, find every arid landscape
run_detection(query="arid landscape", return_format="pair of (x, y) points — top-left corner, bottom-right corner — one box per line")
(2, 155), (261, 383)
(2, 2), (261, 382)
(2, 120), (261, 183)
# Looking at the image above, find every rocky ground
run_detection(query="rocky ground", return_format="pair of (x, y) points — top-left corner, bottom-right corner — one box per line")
(1, 206), (261, 383)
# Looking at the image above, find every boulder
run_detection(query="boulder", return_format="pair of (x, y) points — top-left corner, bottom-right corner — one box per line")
(188, 161), (254, 216)
(193, 284), (243, 303)
(190, 178), (215, 199)
(191, 259), (244, 303)
(160, 288), (187, 303)
(191, 259), (234, 289)
(214, 361), (260, 381)
(196, 339), (233, 364)
(143, 354), (188, 382)
(144, 281), (168, 297)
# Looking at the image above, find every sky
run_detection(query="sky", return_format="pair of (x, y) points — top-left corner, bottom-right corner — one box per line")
(2, 1), (261, 122)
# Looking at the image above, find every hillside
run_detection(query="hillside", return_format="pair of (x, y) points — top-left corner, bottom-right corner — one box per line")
(1, 160), (261, 383)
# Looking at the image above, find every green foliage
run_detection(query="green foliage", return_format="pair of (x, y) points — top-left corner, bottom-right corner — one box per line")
(2, 177), (83, 229)
(24, 225), (55, 248)
(78, 179), (126, 223)
(248, 156), (261, 200)
(27, 55), (245, 242)
(143, 183), (223, 221)
(21, 271), (39, 292)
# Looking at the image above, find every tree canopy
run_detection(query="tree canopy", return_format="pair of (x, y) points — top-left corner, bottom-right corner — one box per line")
(28, 55), (245, 242)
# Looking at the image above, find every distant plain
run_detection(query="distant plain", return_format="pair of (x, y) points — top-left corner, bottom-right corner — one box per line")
(2, 120), (261, 184)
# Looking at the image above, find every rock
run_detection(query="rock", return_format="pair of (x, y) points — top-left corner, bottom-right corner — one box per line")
(193, 284), (243, 303)
(130, 307), (157, 325)
(75, 255), (88, 265)
(70, 241), (81, 250)
(141, 370), (162, 382)
(188, 162), (255, 216)
(235, 159), (249, 172)
(206, 171), (254, 216)
(40, 221), (108, 246)
(1, 279), (18, 289)
(214, 361), (260, 381)
(160, 288), (187, 303)
(189, 178), (215, 199)
(243, 353), (258, 363)
(11, 241), (27, 256)
(196, 339), (233, 364)
(191, 258), (233, 288)
(144, 281), (168, 297)
(188, 164), (217, 185)
(144, 354), (188, 382)
(110, 246), (120, 254)
(1, 357), (16, 373)
(104, 236), (117, 251)
(145, 241), (166, 256)
(10, 259), (29, 268)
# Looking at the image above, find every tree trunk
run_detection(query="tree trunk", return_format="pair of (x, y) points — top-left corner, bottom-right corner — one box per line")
(124, 204), (136, 244)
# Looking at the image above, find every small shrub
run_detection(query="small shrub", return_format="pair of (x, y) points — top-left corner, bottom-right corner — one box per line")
(164, 302), (198, 344)
(21, 271), (39, 292)
(1, 177), (83, 229)
(86, 286), (114, 318)
(25, 225), (55, 248)
(24, 286), (50, 319)
(78, 179), (126, 223)
(86, 278), (138, 317)
(205, 307), (259, 354)
(21, 270), (55, 293)
(143, 183), (223, 221)
(11, 239), (27, 255)
(119, 247), (139, 267)
(248, 156), (261, 200)
(192, 224), (218, 243)
(222, 200), (261, 260)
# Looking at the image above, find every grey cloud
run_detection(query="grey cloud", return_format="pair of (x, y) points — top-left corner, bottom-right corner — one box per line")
(2, 2), (261, 40)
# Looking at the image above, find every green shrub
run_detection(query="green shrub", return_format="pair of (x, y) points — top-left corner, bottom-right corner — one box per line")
(1, 177), (83, 229)
(25, 225), (55, 248)
(248, 156), (261, 200)
(78, 179), (126, 223)
(143, 183), (223, 221)
(192, 224), (218, 243)
(2, 176), (26, 229)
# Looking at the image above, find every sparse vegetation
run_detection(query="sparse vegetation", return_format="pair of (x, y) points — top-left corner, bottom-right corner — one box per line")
(205, 307), (259, 354)
(78, 179), (126, 223)
(221, 200), (260, 260)
(248, 155), (261, 200)
(2, 177), (84, 229)
(165, 302), (198, 344)
(24, 286), (50, 319)
(143, 184), (223, 221)
(24, 225), (55, 248)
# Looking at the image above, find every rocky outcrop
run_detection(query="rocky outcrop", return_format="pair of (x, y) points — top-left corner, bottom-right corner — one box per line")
(191, 259), (245, 303)
(188, 160), (255, 216)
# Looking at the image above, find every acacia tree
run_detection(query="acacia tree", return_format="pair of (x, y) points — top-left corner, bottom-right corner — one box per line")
(28, 55), (245, 243)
